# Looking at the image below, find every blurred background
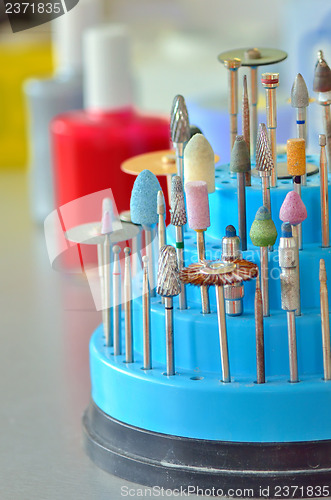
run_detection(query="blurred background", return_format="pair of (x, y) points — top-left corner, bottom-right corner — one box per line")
(0, 0), (330, 171)
(1, 1), (331, 498)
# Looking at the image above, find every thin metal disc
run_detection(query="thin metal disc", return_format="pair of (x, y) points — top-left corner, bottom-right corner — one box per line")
(218, 48), (287, 67)
(121, 149), (220, 177)
(65, 221), (140, 246)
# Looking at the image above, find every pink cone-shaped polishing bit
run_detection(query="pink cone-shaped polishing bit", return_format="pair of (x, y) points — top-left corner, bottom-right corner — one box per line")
(279, 191), (307, 226)
(185, 181), (210, 230)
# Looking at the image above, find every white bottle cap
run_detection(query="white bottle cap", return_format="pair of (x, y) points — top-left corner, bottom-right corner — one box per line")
(83, 24), (133, 111)
(53, 0), (102, 73)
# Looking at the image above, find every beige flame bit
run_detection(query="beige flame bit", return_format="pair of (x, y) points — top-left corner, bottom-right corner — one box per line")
(320, 259), (331, 380)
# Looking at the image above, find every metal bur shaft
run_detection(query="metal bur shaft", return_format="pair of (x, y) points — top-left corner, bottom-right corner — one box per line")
(156, 245), (181, 376)
(112, 245), (122, 356)
(320, 259), (331, 380)
(261, 73), (279, 187)
(220, 58), (242, 150)
(242, 75), (251, 185)
(197, 231), (210, 314)
(320, 134), (330, 248)
(157, 190), (167, 250)
(170, 95), (190, 185)
(144, 225), (156, 297)
(255, 272), (265, 383)
(170, 176), (187, 310)
(245, 47), (262, 158)
(221, 225), (244, 316)
(215, 284), (230, 383)
(279, 223), (299, 383)
(101, 209), (113, 347)
(142, 256), (151, 370)
(124, 247), (133, 363)
(293, 176), (303, 252)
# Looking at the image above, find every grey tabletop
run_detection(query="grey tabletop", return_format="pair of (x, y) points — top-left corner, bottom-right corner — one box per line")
(0, 171), (206, 500)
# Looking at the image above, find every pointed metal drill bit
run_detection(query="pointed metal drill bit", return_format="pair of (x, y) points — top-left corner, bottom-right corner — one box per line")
(256, 123), (273, 215)
(170, 175), (187, 309)
(170, 95), (190, 185)
(242, 75), (251, 186)
(170, 95), (191, 143)
(170, 175), (187, 227)
(157, 245), (181, 376)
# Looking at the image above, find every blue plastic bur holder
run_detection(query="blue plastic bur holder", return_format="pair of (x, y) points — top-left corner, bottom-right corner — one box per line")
(83, 156), (331, 497)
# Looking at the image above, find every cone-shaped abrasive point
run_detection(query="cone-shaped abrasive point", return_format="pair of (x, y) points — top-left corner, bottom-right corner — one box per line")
(291, 73), (309, 108)
(279, 191), (308, 226)
(250, 206), (277, 247)
(230, 135), (250, 173)
(130, 169), (161, 226)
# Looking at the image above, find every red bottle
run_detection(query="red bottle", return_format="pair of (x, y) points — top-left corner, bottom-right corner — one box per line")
(51, 25), (170, 229)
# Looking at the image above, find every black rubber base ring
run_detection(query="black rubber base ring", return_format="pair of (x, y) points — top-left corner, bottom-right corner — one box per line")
(83, 401), (331, 498)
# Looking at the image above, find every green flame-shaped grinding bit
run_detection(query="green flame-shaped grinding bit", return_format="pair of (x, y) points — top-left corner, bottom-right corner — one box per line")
(250, 206), (277, 247)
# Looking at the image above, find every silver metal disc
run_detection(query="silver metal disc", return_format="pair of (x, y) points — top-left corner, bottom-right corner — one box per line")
(218, 48), (287, 67)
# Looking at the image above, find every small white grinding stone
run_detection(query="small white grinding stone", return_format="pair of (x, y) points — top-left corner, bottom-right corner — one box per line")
(184, 134), (215, 193)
